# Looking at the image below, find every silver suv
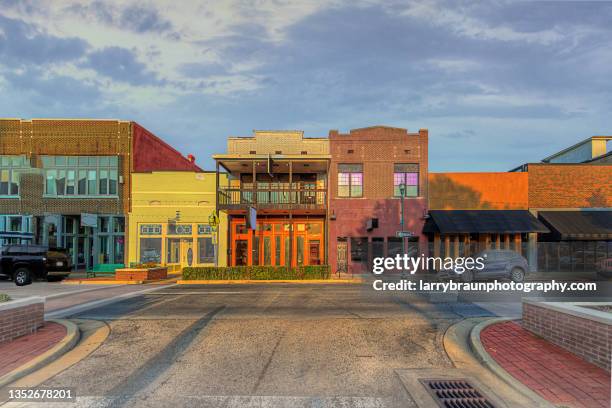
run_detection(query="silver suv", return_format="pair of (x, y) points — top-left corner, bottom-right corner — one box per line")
(438, 249), (529, 283)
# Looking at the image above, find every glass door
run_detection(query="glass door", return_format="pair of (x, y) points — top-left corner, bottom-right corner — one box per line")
(180, 239), (194, 268)
(235, 240), (248, 265)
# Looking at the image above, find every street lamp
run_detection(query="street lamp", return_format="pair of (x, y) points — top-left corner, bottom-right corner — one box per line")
(399, 183), (407, 258)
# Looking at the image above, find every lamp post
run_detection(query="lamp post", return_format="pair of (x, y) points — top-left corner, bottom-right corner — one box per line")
(399, 183), (407, 256)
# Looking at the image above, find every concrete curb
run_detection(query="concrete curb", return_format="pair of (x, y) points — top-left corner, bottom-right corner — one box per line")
(177, 279), (363, 284)
(469, 317), (553, 407)
(62, 279), (144, 285)
(0, 319), (80, 388)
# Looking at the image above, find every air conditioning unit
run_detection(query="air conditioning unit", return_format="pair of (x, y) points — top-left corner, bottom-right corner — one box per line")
(366, 218), (378, 231)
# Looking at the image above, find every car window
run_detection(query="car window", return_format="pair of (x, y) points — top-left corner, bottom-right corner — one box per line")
(485, 251), (498, 261)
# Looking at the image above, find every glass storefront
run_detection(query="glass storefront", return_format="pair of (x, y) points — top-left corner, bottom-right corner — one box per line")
(137, 222), (216, 267)
(61, 215), (125, 270)
(230, 218), (324, 266)
(538, 241), (612, 272)
(0, 215), (34, 245)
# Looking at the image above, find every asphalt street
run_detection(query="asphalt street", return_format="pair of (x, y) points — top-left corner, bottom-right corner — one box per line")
(5, 282), (500, 408)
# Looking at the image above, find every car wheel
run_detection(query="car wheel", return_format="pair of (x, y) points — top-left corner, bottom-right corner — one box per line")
(511, 267), (525, 283)
(462, 270), (474, 283)
(14, 268), (32, 286)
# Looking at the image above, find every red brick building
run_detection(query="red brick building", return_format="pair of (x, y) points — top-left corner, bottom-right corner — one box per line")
(328, 126), (428, 274)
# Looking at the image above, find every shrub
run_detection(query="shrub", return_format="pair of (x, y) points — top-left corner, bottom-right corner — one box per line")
(0, 293), (11, 303)
(130, 262), (161, 269)
(182, 265), (330, 280)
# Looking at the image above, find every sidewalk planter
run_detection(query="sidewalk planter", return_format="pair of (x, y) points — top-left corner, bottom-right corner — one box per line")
(523, 299), (612, 371)
(182, 265), (331, 280)
(115, 265), (168, 281)
(0, 296), (44, 344)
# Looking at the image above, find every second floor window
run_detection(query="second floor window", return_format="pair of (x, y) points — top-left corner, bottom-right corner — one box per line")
(394, 163), (419, 197)
(43, 156), (119, 197)
(0, 156), (28, 197)
(338, 164), (363, 197)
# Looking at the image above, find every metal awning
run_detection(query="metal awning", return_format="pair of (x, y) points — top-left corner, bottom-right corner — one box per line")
(423, 210), (549, 234)
(538, 211), (612, 240)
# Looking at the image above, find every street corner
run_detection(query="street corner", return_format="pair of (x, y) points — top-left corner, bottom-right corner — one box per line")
(0, 318), (110, 396)
(0, 319), (79, 390)
(476, 319), (611, 408)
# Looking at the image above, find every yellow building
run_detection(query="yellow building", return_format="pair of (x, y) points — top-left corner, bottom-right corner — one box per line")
(127, 171), (227, 270)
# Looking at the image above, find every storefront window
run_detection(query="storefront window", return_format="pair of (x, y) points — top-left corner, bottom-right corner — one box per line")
(350, 237), (368, 263)
(388, 237), (403, 257)
(297, 236), (304, 265)
(141, 238), (162, 263)
(275, 236), (281, 266)
(198, 237), (214, 264)
(252, 236), (260, 265)
(167, 238), (180, 263)
(372, 237), (384, 259)
(99, 236), (110, 263)
(264, 236), (272, 265)
(113, 217), (125, 233)
(114, 236), (125, 263)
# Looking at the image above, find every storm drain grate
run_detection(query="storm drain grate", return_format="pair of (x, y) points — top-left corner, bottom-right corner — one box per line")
(419, 379), (497, 408)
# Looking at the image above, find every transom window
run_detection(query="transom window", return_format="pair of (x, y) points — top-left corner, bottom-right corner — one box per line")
(140, 224), (162, 235)
(338, 163), (363, 197)
(42, 156), (119, 197)
(394, 163), (419, 197)
(0, 155), (28, 197)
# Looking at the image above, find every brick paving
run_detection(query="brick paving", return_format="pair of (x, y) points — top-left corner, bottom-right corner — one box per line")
(481, 320), (610, 408)
(0, 322), (66, 378)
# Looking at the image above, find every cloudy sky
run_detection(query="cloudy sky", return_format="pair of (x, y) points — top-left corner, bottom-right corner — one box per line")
(1, 1), (611, 171)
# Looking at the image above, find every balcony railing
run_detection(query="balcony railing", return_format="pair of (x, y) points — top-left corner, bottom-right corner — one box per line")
(218, 185), (327, 211)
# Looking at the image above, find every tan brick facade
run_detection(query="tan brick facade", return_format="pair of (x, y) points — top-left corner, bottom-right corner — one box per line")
(528, 163), (612, 208)
(227, 130), (329, 155)
(0, 119), (131, 216)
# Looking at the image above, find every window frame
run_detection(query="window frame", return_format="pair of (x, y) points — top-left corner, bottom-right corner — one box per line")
(0, 155), (28, 198)
(337, 163), (363, 198)
(393, 163), (419, 198)
(42, 155), (119, 198)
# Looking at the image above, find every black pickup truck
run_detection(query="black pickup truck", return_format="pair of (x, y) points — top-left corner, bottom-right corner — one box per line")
(0, 245), (72, 286)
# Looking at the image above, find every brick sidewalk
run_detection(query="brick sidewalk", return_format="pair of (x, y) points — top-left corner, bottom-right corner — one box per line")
(0, 322), (66, 378)
(482, 321), (610, 408)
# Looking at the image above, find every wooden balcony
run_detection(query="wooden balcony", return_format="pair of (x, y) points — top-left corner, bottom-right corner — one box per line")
(218, 185), (327, 212)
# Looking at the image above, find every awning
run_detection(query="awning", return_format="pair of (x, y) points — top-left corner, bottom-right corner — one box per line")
(423, 210), (549, 234)
(538, 211), (612, 240)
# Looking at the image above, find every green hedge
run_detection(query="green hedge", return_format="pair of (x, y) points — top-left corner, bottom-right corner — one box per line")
(182, 265), (330, 280)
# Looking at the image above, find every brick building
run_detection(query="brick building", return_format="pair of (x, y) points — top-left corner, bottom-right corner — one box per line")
(526, 163), (612, 272)
(0, 119), (200, 271)
(214, 131), (329, 267)
(328, 126), (429, 274)
(426, 172), (547, 271)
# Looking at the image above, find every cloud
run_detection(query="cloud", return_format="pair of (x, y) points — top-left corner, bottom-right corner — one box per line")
(81, 46), (160, 85)
(66, 1), (173, 34)
(0, 1), (611, 171)
(0, 14), (88, 66)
